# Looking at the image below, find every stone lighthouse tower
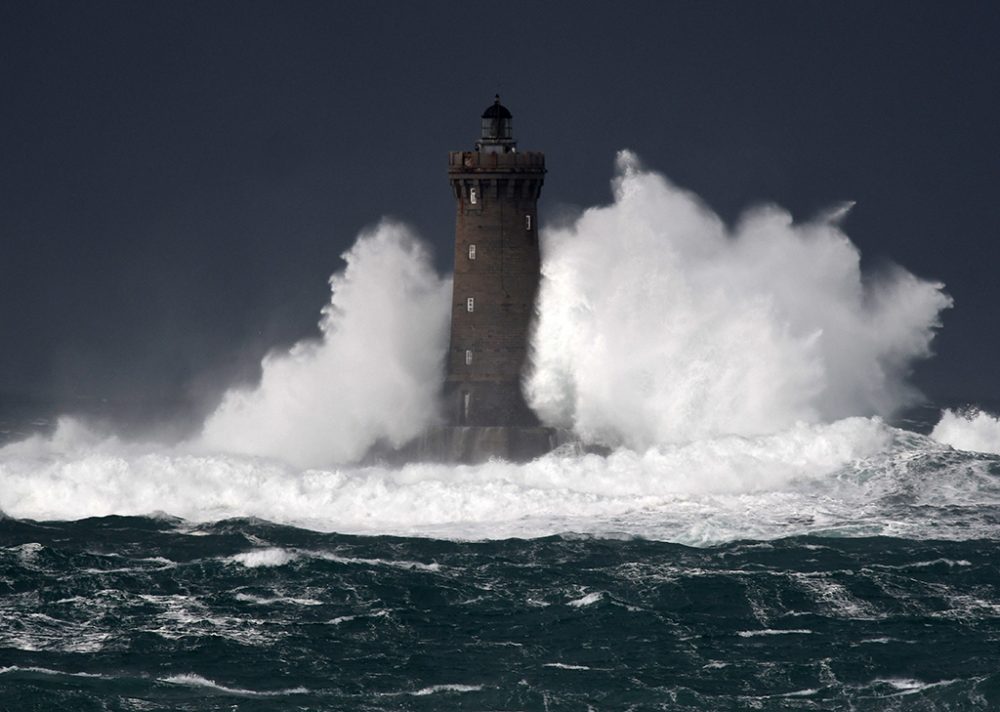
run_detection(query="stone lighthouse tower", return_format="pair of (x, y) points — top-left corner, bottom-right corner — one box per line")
(444, 96), (546, 426)
(375, 97), (567, 463)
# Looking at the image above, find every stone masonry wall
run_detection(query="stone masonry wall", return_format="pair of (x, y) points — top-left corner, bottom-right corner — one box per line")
(445, 151), (545, 426)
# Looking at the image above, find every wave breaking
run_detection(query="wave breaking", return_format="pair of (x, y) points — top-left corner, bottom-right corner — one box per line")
(0, 151), (983, 545)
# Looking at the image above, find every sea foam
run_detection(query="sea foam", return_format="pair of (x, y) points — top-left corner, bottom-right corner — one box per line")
(3, 414), (998, 545)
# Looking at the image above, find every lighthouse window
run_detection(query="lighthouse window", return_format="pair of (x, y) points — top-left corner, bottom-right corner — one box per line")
(469, 188), (477, 205)
(463, 392), (471, 421)
(467, 297), (475, 312)
(525, 214), (532, 230)
(468, 244), (476, 260)
(465, 349), (473, 365)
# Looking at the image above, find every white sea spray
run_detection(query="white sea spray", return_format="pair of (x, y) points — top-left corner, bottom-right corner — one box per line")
(931, 408), (1000, 455)
(527, 151), (952, 449)
(198, 220), (451, 468)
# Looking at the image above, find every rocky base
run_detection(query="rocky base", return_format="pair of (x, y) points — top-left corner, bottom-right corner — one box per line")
(366, 426), (586, 466)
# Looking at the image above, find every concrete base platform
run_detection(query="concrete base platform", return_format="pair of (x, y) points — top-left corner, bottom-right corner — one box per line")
(367, 426), (582, 465)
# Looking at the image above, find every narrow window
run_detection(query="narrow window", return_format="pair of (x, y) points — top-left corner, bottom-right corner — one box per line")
(469, 188), (477, 205)
(468, 243), (476, 260)
(466, 297), (474, 312)
(463, 392), (471, 421)
(525, 214), (532, 231)
(465, 349), (473, 365)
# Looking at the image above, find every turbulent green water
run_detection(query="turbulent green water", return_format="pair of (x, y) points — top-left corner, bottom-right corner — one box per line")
(2, 516), (999, 711)
(3, 404), (1000, 709)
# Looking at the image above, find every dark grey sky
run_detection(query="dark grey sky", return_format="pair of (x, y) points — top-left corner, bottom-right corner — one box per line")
(2, 1), (998, 424)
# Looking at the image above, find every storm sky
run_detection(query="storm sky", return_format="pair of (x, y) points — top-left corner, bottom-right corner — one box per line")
(1, 1), (997, 423)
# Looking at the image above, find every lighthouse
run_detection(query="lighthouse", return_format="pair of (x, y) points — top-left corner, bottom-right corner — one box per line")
(444, 96), (546, 426)
(376, 97), (566, 463)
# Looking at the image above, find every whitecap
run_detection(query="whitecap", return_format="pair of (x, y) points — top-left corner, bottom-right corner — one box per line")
(872, 677), (961, 695)
(567, 591), (604, 607)
(160, 673), (308, 696)
(228, 548), (297, 568)
(0, 665), (105, 678)
(408, 684), (482, 696)
(737, 629), (813, 637)
(931, 408), (1000, 455)
(233, 593), (323, 606)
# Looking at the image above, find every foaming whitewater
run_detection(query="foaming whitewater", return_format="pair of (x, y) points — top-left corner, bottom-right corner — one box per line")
(0, 152), (990, 547)
(198, 221), (450, 468)
(931, 408), (1000, 455)
(2, 413), (999, 544)
(527, 151), (952, 449)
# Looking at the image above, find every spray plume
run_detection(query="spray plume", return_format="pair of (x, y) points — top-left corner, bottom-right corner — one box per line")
(197, 221), (450, 467)
(527, 151), (952, 448)
(931, 409), (1000, 455)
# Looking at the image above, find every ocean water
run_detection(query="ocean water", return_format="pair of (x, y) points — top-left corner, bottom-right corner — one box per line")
(2, 408), (1000, 710)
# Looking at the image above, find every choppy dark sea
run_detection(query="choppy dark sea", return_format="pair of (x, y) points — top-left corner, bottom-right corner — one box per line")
(1, 403), (999, 710)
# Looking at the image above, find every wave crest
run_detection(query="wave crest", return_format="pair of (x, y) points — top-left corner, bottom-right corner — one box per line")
(932, 409), (1000, 455)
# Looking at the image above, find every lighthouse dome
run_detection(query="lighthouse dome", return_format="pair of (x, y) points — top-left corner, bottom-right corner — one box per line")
(481, 97), (513, 120)
(480, 95), (514, 146)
